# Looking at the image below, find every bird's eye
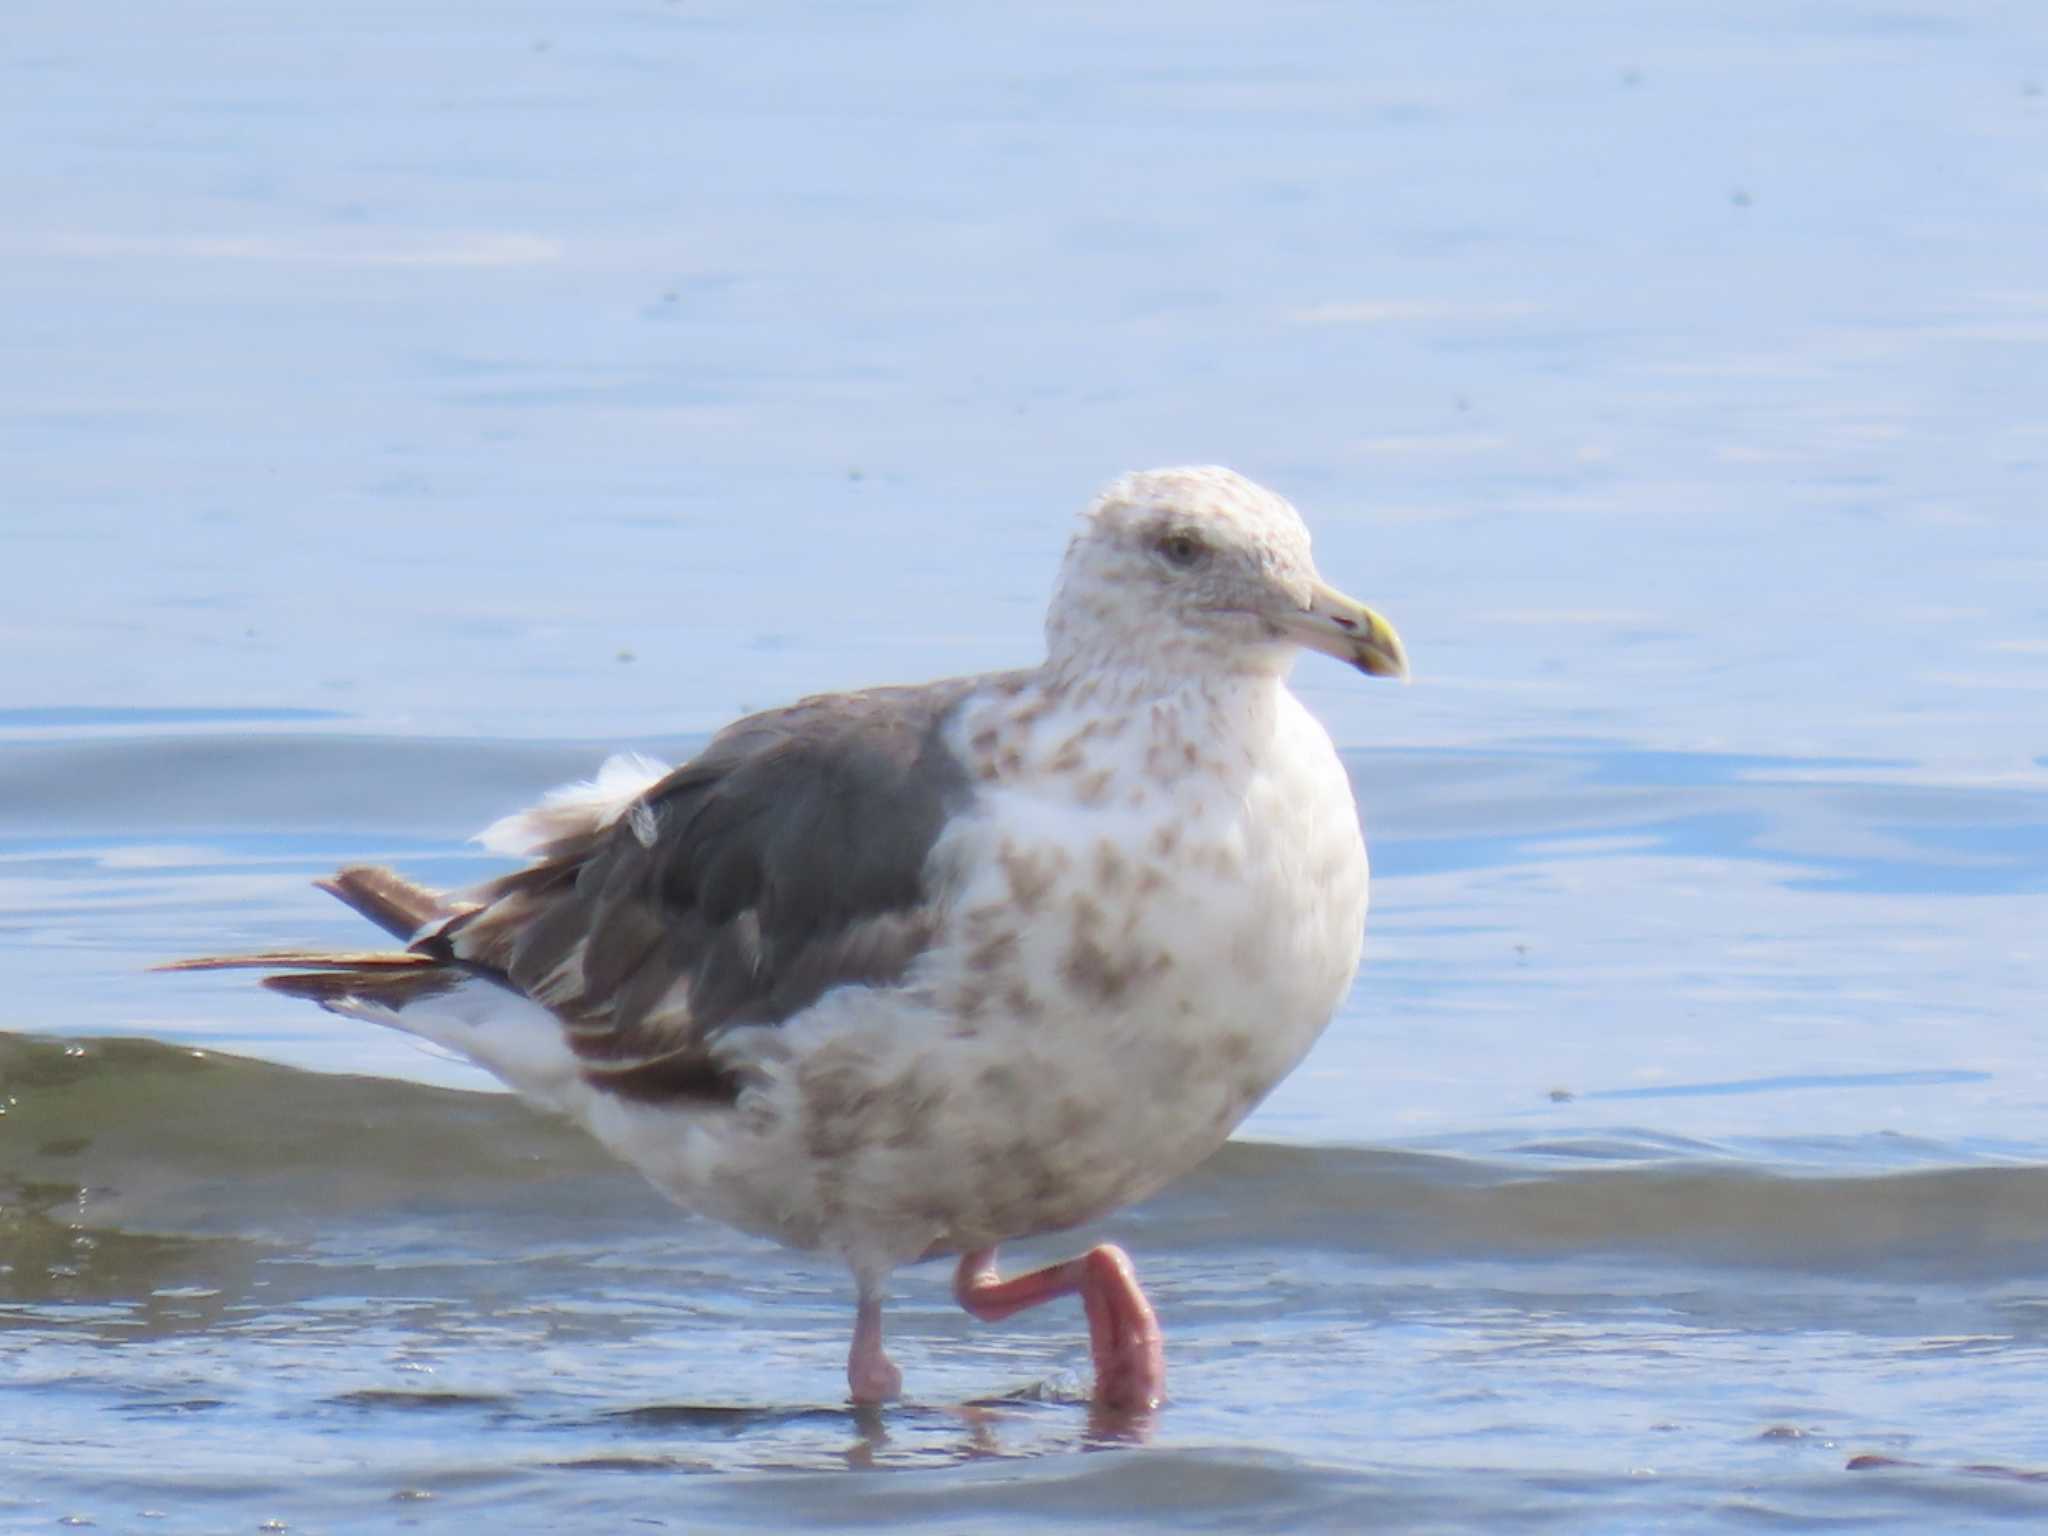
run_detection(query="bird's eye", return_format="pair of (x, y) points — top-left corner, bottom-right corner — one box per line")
(1155, 532), (1208, 569)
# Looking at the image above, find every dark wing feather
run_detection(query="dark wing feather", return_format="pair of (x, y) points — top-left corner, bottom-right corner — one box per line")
(436, 680), (990, 1103)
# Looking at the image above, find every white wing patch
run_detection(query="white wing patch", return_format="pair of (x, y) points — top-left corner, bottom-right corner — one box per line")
(476, 752), (672, 857)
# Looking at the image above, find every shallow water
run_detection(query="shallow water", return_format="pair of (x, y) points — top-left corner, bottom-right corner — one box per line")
(6, 0), (2048, 1530)
(9, 1029), (2048, 1534)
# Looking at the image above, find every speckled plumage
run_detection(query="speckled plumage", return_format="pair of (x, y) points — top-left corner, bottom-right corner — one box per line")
(168, 465), (1409, 1409)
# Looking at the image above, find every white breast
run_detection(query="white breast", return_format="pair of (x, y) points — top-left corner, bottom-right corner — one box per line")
(808, 679), (1365, 1258)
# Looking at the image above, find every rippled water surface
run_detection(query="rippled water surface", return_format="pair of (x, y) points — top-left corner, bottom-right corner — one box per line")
(6, 0), (2047, 1531)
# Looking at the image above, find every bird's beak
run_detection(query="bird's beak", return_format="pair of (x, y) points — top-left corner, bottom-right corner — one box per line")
(1280, 578), (1410, 681)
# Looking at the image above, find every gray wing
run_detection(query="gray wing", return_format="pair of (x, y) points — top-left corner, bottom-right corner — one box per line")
(430, 679), (995, 1104)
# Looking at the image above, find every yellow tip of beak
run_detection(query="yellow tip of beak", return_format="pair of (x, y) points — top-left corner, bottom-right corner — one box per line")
(1296, 580), (1409, 682)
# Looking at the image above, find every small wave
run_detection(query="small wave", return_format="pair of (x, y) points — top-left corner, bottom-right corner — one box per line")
(5, 1034), (2046, 1290)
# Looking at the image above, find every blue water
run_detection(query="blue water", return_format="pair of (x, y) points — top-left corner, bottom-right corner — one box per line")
(5, 0), (2047, 1530)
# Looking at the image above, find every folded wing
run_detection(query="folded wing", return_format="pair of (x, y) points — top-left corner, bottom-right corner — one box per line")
(420, 681), (986, 1103)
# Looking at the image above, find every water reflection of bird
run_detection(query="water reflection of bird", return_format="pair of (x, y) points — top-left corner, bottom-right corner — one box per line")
(167, 466), (1407, 1411)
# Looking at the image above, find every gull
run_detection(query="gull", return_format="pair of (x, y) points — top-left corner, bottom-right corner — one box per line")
(167, 466), (1408, 1410)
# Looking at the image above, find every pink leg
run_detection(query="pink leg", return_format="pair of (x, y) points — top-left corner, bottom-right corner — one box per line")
(847, 1288), (903, 1403)
(953, 1244), (1165, 1411)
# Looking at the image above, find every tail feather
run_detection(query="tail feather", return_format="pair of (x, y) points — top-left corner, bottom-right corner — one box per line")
(316, 864), (461, 943)
(161, 862), (583, 1099)
(160, 864), (500, 1019)
(154, 950), (439, 974)
(264, 964), (466, 1008)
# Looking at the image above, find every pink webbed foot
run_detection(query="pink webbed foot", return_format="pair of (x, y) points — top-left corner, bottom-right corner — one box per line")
(953, 1243), (1165, 1411)
(847, 1290), (903, 1403)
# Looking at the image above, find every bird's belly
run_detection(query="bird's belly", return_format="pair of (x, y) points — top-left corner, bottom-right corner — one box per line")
(773, 784), (1366, 1261)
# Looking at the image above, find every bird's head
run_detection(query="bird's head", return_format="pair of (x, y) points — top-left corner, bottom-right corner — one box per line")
(1046, 466), (1408, 687)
